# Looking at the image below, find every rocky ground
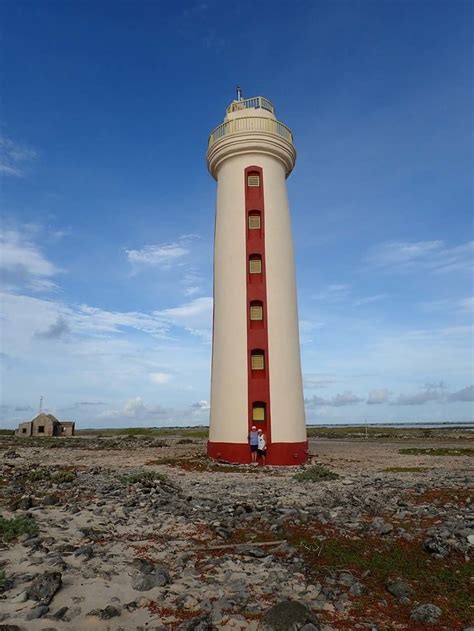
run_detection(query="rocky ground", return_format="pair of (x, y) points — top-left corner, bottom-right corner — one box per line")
(0, 433), (472, 631)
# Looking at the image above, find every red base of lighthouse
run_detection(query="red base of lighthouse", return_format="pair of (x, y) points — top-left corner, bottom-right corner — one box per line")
(207, 441), (308, 466)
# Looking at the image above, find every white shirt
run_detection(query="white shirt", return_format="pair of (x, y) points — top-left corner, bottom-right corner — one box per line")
(257, 434), (266, 450)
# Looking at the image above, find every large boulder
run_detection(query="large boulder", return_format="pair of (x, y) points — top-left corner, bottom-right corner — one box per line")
(258, 601), (320, 631)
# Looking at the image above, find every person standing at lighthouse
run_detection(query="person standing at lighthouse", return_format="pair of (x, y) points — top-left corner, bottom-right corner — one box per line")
(206, 90), (308, 466)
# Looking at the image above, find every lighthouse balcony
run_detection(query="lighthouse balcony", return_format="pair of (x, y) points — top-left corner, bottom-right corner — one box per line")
(226, 96), (275, 115)
(208, 116), (293, 149)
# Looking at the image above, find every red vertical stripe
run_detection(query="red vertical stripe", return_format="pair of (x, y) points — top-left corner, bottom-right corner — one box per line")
(245, 166), (271, 447)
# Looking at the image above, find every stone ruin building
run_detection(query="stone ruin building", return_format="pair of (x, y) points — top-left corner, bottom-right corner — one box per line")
(15, 413), (75, 437)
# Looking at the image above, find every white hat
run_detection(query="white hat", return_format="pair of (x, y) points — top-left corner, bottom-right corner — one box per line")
(251, 425), (257, 430)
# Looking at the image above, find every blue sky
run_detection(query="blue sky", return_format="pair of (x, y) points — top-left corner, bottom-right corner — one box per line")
(0, 0), (472, 427)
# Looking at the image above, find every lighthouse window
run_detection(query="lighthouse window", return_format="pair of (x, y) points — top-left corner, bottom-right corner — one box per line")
(251, 351), (265, 370)
(248, 213), (261, 230)
(252, 403), (265, 422)
(249, 255), (262, 274)
(247, 174), (260, 187)
(250, 301), (263, 320)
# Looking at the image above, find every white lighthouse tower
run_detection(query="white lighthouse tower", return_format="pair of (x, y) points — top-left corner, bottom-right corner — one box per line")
(206, 91), (307, 466)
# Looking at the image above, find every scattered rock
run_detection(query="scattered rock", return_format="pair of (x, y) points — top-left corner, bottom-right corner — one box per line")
(371, 518), (393, 535)
(26, 572), (62, 605)
(3, 450), (20, 459)
(51, 606), (69, 621)
(349, 582), (366, 597)
(24, 606), (49, 620)
(385, 578), (414, 599)
(131, 559), (170, 591)
(423, 536), (449, 557)
(177, 614), (213, 630)
(338, 572), (354, 587)
(74, 545), (94, 559)
(410, 603), (442, 624)
(258, 601), (320, 630)
(41, 495), (59, 506)
(86, 605), (121, 620)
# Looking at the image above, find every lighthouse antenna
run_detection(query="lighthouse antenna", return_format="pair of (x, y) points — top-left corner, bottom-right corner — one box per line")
(236, 85), (243, 101)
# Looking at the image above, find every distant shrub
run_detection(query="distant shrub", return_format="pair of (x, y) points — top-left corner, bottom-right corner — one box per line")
(383, 466), (429, 473)
(119, 470), (168, 485)
(294, 465), (339, 482)
(26, 468), (51, 482)
(399, 447), (474, 457)
(0, 515), (38, 542)
(52, 470), (76, 483)
(24, 468), (76, 483)
(177, 438), (194, 445)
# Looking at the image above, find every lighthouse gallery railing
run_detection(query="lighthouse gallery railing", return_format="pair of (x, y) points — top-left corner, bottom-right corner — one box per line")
(208, 116), (293, 149)
(226, 96), (275, 114)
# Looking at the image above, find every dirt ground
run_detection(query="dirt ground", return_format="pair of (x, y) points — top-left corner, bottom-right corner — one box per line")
(0, 432), (472, 631)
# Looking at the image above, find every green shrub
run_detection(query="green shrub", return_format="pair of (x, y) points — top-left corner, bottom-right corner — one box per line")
(294, 465), (339, 482)
(0, 515), (38, 542)
(26, 468), (51, 482)
(52, 470), (76, 483)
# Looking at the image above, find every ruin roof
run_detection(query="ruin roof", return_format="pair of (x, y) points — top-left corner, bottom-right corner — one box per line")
(30, 413), (60, 424)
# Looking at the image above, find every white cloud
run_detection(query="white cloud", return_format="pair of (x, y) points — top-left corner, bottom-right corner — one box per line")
(126, 243), (189, 266)
(98, 397), (168, 421)
(306, 391), (364, 408)
(191, 400), (210, 410)
(0, 136), (36, 177)
(393, 382), (446, 406)
(0, 291), (215, 352)
(448, 385), (474, 402)
(354, 294), (387, 307)
(126, 234), (201, 269)
(157, 296), (213, 339)
(74, 304), (169, 337)
(35, 315), (71, 340)
(367, 240), (473, 273)
(182, 269), (204, 297)
(0, 227), (60, 291)
(367, 388), (390, 404)
(149, 372), (172, 384)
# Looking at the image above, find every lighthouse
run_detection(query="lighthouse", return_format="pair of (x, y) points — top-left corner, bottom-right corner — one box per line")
(206, 92), (308, 466)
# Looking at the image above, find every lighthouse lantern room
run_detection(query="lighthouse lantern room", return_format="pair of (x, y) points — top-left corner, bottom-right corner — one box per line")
(206, 91), (308, 466)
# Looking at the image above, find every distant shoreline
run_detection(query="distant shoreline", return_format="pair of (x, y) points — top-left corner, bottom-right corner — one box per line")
(307, 421), (474, 429)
